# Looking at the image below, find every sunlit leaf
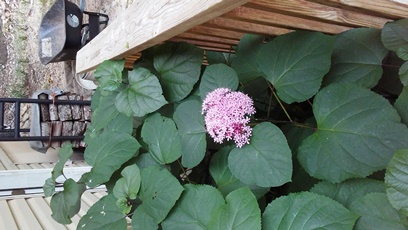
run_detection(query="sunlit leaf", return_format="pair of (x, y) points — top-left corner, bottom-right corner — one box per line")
(91, 90), (120, 131)
(310, 178), (385, 207)
(78, 194), (127, 230)
(199, 64), (239, 100)
(132, 166), (184, 229)
(52, 142), (73, 181)
(141, 113), (182, 164)
(50, 179), (85, 224)
(113, 164), (141, 201)
(84, 132), (141, 187)
(325, 28), (388, 88)
(43, 178), (56, 197)
(349, 193), (408, 230)
(162, 184), (225, 229)
(153, 42), (203, 102)
(229, 122), (292, 187)
(210, 146), (269, 198)
(298, 83), (408, 183)
(385, 149), (408, 216)
(262, 192), (358, 229)
(173, 98), (207, 168)
(94, 60), (125, 91)
(259, 31), (334, 104)
(115, 68), (167, 117)
(207, 187), (261, 230)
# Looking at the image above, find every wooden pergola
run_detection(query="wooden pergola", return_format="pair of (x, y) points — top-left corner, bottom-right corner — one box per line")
(76, 0), (408, 73)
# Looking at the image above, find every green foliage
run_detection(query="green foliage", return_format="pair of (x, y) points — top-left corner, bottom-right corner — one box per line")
(47, 18), (408, 229)
(262, 192), (359, 229)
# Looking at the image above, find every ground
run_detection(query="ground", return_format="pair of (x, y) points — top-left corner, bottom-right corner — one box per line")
(0, 0), (134, 127)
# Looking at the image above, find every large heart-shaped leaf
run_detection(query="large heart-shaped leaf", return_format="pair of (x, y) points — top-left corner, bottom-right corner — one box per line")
(210, 146), (269, 198)
(50, 179), (85, 224)
(310, 178), (385, 207)
(262, 192), (358, 229)
(229, 122), (292, 187)
(173, 98), (207, 168)
(162, 184), (225, 229)
(385, 149), (408, 216)
(206, 51), (232, 65)
(141, 113), (182, 164)
(207, 187), (261, 230)
(395, 87), (408, 125)
(115, 68), (167, 117)
(153, 42), (203, 102)
(132, 166), (184, 229)
(77, 194), (127, 230)
(324, 28), (388, 88)
(349, 193), (408, 230)
(199, 64), (239, 100)
(298, 83), (408, 183)
(84, 131), (141, 187)
(259, 31), (334, 104)
(231, 34), (265, 83)
(399, 62), (408, 86)
(94, 59), (125, 91)
(381, 19), (408, 52)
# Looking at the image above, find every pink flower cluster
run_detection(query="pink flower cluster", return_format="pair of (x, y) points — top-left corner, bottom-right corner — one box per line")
(202, 88), (256, 148)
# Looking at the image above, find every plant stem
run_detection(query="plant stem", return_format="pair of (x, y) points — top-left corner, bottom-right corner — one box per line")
(267, 81), (293, 122)
(176, 160), (194, 184)
(267, 91), (273, 119)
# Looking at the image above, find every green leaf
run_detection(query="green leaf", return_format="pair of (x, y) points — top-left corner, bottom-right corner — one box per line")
(206, 51), (232, 65)
(162, 184), (225, 229)
(94, 60), (125, 91)
(324, 28), (388, 88)
(132, 166), (184, 229)
(135, 153), (160, 169)
(262, 192), (358, 230)
(310, 178), (385, 207)
(153, 42), (203, 102)
(43, 178), (55, 197)
(385, 149), (408, 216)
(115, 68), (167, 117)
(173, 98), (207, 168)
(229, 122), (292, 187)
(199, 64), (239, 100)
(210, 146), (269, 199)
(91, 90), (120, 131)
(259, 31), (334, 104)
(298, 83), (408, 183)
(50, 179), (85, 224)
(113, 164), (141, 201)
(105, 113), (133, 135)
(399, 62), (408, 86)
(381, 18), (408, 52)
(78, 194), (127, 230)
(350, 193), (408, 230)
(207, 187), (261, 230)
(84, 131), (141, 187)
(116, 197), (132, 215)
(52, 142), (73, 181)
(397, 45), (408, 61)
(141, 113), (182, 164)
(394, 87), (408, 125)
(231, 34), (265, 83)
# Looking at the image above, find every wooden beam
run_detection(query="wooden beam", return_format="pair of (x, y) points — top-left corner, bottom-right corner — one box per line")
(248, 0), (391, 29)
(76, 0), (250, 73)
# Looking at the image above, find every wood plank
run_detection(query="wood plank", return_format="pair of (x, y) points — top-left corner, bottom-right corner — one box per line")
(0, 167), (91, 190)
(205, 17), (292, 36)
(176, 32), (240, 46)
(225, 5), (352, 34)
(16, 164), (31, 170)
(318, 0), (408, 18)
(26, 197), (67, 230)
(0, 161), (6, 171)
(8, 199), (42, 230)
(248, 0), (391, 28)
(0, 200), (18, 230)
(189, 25), (245, 40)
(169, 37), (234, 50)
(0, 148), (18, 170)
(76, 0), (250, 73)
